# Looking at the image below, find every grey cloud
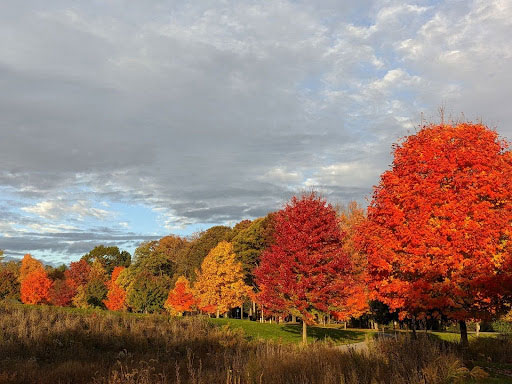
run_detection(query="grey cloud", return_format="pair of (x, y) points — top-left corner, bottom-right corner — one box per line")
(1, 0), (511, 261)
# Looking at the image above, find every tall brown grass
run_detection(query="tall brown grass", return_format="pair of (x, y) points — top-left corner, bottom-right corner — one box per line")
(0, 303), (508, 384)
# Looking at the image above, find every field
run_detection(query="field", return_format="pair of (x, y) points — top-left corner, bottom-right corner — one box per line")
(0, 303), (511, 384)
(209, 318), (374, 344)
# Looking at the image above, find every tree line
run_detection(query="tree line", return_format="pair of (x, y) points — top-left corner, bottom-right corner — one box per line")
(1, 122), (512, 344)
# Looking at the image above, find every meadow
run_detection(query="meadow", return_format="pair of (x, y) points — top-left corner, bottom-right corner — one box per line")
(0, 303), (511, 384)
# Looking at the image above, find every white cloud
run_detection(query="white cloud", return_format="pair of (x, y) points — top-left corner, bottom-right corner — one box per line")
(22, 199), (109, 221)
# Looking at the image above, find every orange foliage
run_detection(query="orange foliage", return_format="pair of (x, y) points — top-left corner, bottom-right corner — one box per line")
(103, 266), (126, 311)
(165, 276), (196, 315)
(360, 123), (512, 322)
(19, 254), (43, 282)
(20, 269), (52, 304)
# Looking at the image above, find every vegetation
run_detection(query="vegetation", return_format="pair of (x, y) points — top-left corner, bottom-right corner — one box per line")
(0, 303), (510, 384)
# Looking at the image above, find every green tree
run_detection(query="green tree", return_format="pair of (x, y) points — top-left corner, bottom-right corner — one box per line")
(175, 226), (233, 281)
(126, 272), (170, 313)
(232, 214), (275, 286)
(81, 245), (131, 275)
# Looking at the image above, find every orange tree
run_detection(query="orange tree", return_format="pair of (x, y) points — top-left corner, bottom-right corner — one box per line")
(193, 241), (251, 317)
(104, 266), (127, 311)
(165, 275), (196, 315)
(255, 192), (357, 343)
(20, 269), (52, 304)
(19, 254), (43, 282)
(359, 122), (512, 345)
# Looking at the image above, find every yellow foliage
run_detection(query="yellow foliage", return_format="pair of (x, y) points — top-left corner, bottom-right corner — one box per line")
(193, 241), (251, 315)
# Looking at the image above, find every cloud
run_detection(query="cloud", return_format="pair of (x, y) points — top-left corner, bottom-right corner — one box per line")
(0, 0), (511, 262)
(22, 199), (109, 221)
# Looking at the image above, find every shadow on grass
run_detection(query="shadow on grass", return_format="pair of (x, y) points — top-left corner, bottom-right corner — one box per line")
(280, 324), (367, 343)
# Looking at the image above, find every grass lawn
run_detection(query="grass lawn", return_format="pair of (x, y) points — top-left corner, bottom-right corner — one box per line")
(429, 331), (498, 342)
(209, 318), (374, 344)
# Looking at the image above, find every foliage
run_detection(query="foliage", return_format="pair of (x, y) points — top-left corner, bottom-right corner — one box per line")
(49, 279), (75, 307)
(20, 269), (52, 304)
(84, 261), (108, 308)
(46, 264), (67, 281)
(0, 261), (20, 301)
(232, 213), (275, 286)
(175, 226), (233, 281)
(65, 260), (91, 290)
(194, 241), (251, 315)
(131, 236), (187, 278)
(19, 254), (43, 282)
(164, 275), (196, 315)
(255, 193), (358, 325)
(126, 272), (170, 313)
(103, 266), (127, 311)
(2, 303), (508, 384)
(359, 123), (512, 326)
(81, 245), (131, 275)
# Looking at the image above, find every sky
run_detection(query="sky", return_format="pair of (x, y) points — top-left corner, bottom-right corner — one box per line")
(1, 0), (511, 265)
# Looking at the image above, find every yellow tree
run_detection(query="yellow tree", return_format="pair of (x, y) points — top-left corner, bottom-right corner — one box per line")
(193, 241), (251, 318)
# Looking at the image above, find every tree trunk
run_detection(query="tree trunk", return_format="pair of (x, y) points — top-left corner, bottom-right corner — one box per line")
(411, 318), (417, 339)
(343, 322), (347, 330)
(459, 320), (469, 347)
(302, 320), (307, 344)
(261, 307), (264, 323)
(291, 315), (296, 323)
(240, 305), (243, 320)
(476, 322), (480, 337)
(216, 309), (220, 318)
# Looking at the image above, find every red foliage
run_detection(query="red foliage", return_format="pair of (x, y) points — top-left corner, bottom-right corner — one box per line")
(165, 276), (196, 314)
(255, 192), (357, 324)
(20, 269), (52, 305)
(359, 123), (512, 322)
(103, 266), (126, 311)
(65, 259), (91, 290)
(50, 279), (76, 307)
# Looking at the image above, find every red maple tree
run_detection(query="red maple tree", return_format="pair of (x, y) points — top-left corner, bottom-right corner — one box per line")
(103, 266), (127, 311)
(359, 122), (512, 345)
(165, 275), (196, 315)
(255, 192), (357, 343)
(50, 279), (76, 307)
(65, 259), (91, 290)
(20, 269), (53, 305)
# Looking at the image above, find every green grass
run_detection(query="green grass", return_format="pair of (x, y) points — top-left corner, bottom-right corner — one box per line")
(429, 331), (498, 342)
(209, 318), (374, 344)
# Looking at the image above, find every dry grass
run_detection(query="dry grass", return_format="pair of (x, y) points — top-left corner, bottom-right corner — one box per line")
(0, 303), (509, 384)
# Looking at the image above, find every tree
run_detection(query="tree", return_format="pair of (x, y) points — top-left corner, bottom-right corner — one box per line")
(165, 276), (196, 315)
(255, 193), (356, 343)
(19, 254), (43, 282)
(50, 279), (75, 307)
(131, 236), (187, 278)
(232, 214), (275, 286)
(84, 261), (108, 308)
(20, 269), (52, 304)
(0, 261), (20, 301)
(193, 241), (251, 317)
(0, 249), (3, 262)
(336, 202), (369, 320)
(175, 226), (233, 281)
(126, 272), (170, 313)
(359, 122), (512, 345)
(81, 245), (131, 275)
(104, 266), (127, 311)
(65, 259), (91, 290)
